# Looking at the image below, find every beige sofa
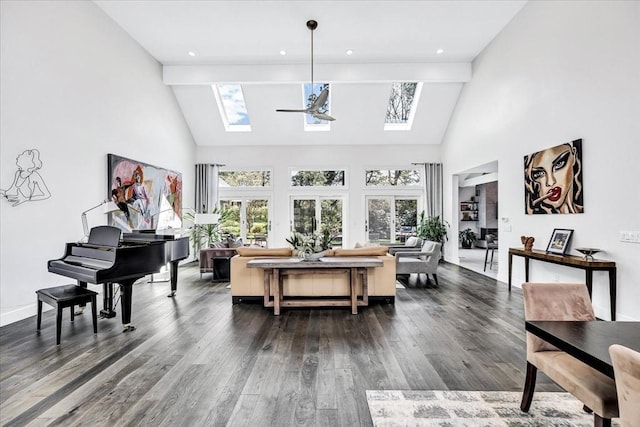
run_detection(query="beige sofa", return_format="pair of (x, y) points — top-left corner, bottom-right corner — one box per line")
(230, 246), (396, 304)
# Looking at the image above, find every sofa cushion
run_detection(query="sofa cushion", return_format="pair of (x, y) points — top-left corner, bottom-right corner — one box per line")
(235, 247), (292, 257)
(405, 236), (420, 247)
(332, 246), (389, 257)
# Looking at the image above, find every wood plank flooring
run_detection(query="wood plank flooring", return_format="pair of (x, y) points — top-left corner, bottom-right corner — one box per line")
(0, 262), (560, 426)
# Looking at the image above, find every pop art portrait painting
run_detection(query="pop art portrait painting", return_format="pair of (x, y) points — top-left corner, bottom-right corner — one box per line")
(524, 139), (583, 215)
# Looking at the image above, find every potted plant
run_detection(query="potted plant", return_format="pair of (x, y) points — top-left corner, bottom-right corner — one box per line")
(417, 212), (449, 243)
(459, 228), (477, 249)
(286, 226), (334, 260)
(183, 207), (228, 260)
(416, 211), (449, 259)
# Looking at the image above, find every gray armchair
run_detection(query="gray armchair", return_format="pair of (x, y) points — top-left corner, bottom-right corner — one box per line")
(395, 241), (441, 286)
(386, 236), (423, 255)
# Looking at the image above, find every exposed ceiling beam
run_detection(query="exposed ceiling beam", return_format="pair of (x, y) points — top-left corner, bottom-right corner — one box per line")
(164, 62), (471, 85)
(459, 172), (499, 187)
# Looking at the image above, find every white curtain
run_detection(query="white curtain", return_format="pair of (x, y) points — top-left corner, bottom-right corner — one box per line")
(423, 163), (443, 218)
(195, 164), (222, 213)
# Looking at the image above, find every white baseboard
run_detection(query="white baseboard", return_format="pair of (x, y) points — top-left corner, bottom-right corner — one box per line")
(0, 303), (53, 327)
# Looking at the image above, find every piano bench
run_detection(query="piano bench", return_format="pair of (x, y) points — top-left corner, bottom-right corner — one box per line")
(36, 285), (98, 345)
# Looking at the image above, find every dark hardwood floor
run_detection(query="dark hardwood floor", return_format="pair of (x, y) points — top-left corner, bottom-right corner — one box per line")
(0, 262), (560, 426)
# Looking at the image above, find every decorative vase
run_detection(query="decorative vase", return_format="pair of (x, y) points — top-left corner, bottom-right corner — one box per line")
(307, 250), (328, 260)
(296, 248), (312, 261)
(521, 236), (535, 252)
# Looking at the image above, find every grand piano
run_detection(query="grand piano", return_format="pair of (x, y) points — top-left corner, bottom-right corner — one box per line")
(122, 229), (189, 297)
(48, 226), (189, 331)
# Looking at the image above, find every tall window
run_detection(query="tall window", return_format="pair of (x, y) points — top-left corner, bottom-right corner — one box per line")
(366, 197), (419, 244)
(291, 196), (344, 247)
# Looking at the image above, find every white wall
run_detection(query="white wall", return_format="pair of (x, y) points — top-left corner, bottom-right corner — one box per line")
(441, 1), (640, 320)
(196, 144), (440, 248)
(0, 1), (196, 325)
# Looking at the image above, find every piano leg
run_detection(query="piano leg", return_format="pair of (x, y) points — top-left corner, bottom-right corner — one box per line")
(168, 260), (179, 297)
(76, 281), (87, 315)
(119, 280), (136, 332)
(100, 283), (116, 318)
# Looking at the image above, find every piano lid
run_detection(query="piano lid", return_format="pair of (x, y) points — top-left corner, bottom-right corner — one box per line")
(124, 229), (183, 240)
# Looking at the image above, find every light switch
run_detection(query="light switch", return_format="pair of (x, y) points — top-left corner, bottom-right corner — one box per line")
(619, 231), (640, 243)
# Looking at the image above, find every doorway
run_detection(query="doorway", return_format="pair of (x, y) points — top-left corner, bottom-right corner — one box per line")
(456, 162), (498, 279)
(290, 196), (345, 247)
(365, 196), (419, 245)
(219, 198), (270, 247)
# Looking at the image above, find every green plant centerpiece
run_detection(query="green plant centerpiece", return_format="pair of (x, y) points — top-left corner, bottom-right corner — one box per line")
(416, 211), (449, 259)
(286, 227), (333, 260)
(459, 228), (477, 249)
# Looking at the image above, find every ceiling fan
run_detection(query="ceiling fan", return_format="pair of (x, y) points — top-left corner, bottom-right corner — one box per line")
(276, 20), (336, 122)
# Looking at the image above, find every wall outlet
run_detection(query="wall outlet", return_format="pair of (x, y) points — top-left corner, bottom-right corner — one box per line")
(554, 275), (560, 282)
(619, 231), (640, 243)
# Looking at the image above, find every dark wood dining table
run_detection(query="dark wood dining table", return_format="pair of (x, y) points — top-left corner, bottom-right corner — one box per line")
(525, 320), (640, 378)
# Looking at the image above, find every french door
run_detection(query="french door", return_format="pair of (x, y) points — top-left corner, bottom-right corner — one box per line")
(219, 198), (270, 247)
(291, 196), (345, 247)
(365, 196), (419, 244)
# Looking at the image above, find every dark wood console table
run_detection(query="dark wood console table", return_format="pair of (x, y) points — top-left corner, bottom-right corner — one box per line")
(508, 248), (617, 320)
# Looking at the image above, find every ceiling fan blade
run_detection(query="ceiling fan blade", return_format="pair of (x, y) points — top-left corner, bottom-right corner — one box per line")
(276, 109), (309, 113)
(310, 88), (329, 110)
(312, 112), (336, 122)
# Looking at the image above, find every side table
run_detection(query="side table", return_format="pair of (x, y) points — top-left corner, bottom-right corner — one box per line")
(200, 247), (237, 282)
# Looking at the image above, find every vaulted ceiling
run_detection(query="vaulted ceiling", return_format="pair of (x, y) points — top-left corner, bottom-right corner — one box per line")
(94, 1), (526, 147)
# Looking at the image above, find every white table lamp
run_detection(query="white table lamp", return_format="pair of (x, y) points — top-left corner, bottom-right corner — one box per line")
(195, 213), (220, 225)
(81, 200), (120, 238)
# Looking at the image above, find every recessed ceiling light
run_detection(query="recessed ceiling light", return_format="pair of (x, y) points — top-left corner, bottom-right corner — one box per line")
(188, 51), (196, 57)
(436, 49), (444, 54)
(280, 50), (287, 56)
(345, 49), (354, 55)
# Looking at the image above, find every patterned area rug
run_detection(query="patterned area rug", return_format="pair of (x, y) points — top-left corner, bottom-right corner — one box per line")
(366, 390), (620, 426)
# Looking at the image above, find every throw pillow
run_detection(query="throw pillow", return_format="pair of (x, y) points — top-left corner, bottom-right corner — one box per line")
(333, 246), (389, 257)
(235, 247), (292, 257)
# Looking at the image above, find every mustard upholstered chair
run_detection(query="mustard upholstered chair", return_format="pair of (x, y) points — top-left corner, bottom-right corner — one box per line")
(609, 344), (640, 427)
(521, 282), (618, 427)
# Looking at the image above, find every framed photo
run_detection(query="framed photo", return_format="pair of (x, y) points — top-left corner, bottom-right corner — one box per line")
(546, 228), (574, 255)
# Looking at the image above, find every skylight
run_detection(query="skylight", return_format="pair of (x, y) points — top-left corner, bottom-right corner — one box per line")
(384, 82), (423, 131)
(303, 83), (331, 132)
(212, 84), (251, 132)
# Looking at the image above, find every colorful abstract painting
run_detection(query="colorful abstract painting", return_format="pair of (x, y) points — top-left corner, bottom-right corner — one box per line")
(107, 154), (182, 231)
(524, 139), (583, 214)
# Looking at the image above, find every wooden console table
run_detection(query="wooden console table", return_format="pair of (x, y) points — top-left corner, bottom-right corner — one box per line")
(508, 248), (617, 320)
(247, 257), (383, 315)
